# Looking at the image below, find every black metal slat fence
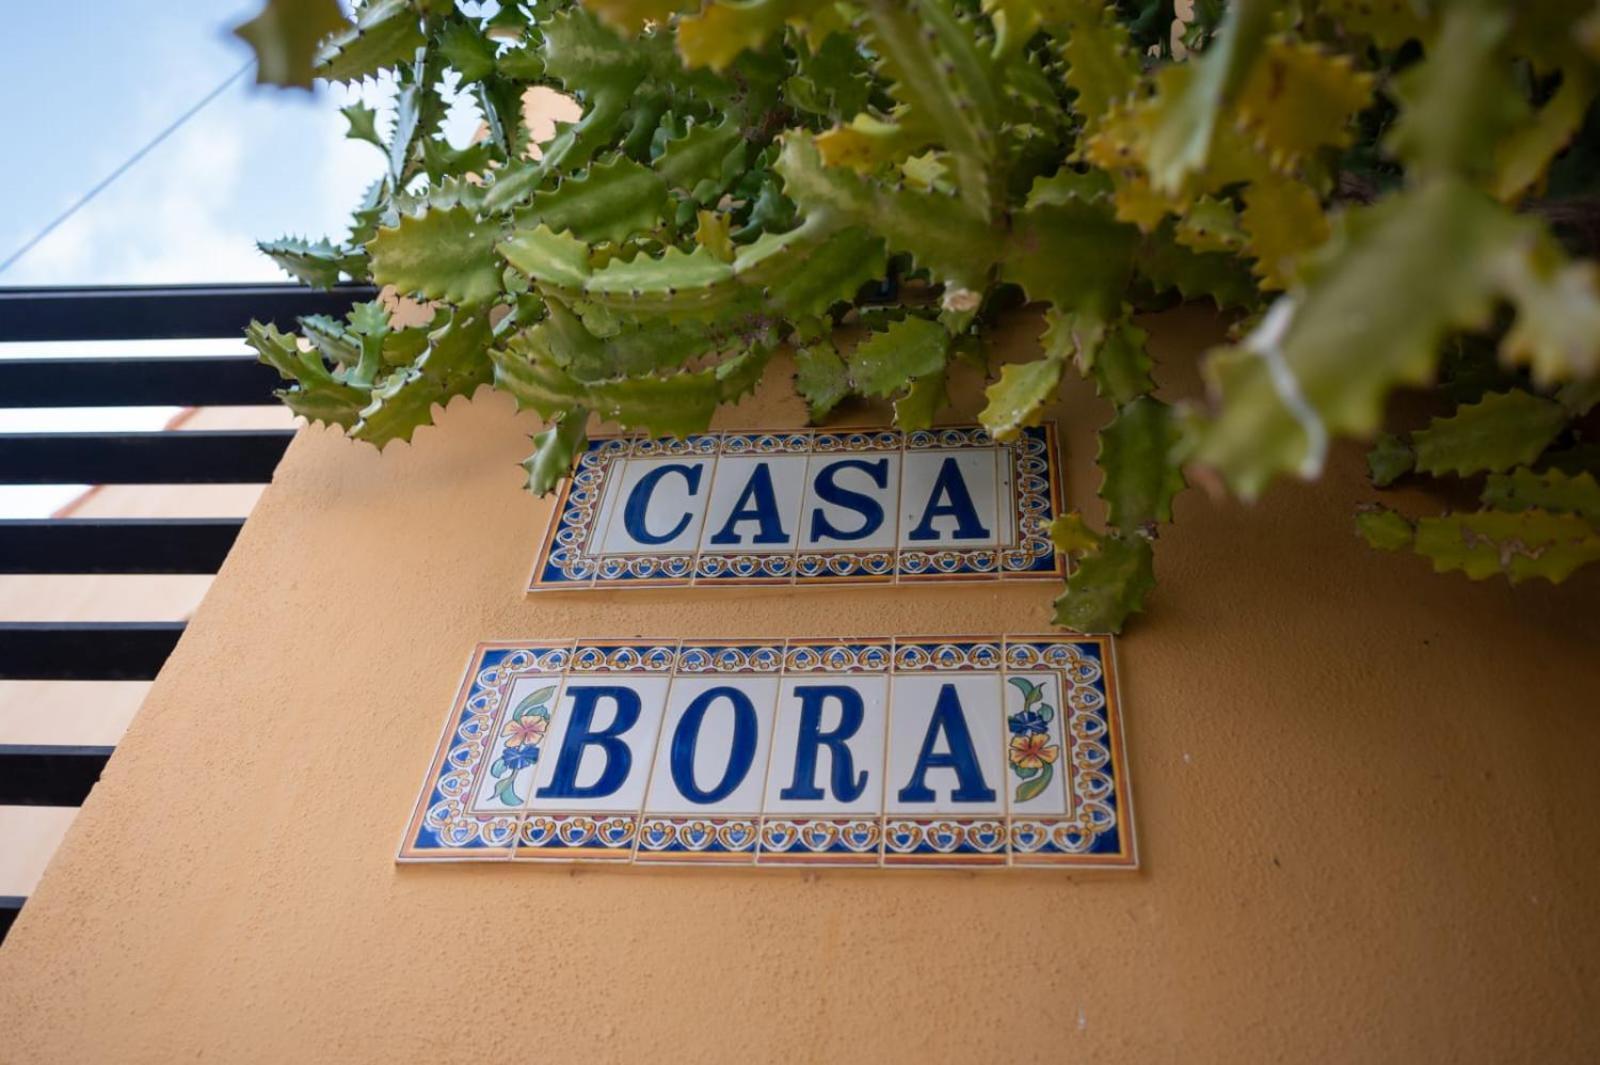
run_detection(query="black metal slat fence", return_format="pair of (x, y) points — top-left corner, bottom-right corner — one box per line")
(0, 283), (372, 944)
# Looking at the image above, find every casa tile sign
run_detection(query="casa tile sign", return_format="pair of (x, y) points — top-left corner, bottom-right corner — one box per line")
(530, 425), (1064, 588)
(401, 637), (1135, 869)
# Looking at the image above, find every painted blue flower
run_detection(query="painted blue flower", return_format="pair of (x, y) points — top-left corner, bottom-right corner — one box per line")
(1008, 709), (1049, 736)
(501, 744), (541, 770)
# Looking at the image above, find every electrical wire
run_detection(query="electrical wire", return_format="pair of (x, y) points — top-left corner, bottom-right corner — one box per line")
(0, 59), (253, 279)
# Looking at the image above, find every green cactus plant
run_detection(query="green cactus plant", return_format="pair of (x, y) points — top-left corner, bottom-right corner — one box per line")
(234, 0), (1600, 631)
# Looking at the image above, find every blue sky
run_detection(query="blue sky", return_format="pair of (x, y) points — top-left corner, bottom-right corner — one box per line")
(0, 3), (483, 516)
(0, 1), (477, 286)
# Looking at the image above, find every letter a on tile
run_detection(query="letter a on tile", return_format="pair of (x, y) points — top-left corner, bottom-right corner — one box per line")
(906, 457), (991, 542)
(708, 462), (788, 545)
(538, 686), (641, 799)
(780, 685), (868, 802)
(669, 686), (758, 804)
(896, 683), (996, 804)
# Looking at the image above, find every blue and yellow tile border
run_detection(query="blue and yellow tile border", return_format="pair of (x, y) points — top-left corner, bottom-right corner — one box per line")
(528, 424), (1067, 591)
(398, 635), (1136, 870)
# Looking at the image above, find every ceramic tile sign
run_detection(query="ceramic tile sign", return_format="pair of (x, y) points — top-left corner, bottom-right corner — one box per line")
(400, 637), (1135, 869)
(530, 425), (1064, 589)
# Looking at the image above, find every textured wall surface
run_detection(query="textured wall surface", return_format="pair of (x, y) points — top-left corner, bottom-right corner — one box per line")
(1, 309), (1596, 1064)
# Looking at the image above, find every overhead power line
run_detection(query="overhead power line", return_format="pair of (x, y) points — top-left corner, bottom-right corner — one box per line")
(0, 60), (253, 279)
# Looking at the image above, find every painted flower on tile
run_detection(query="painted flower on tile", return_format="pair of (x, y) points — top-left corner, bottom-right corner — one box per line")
(487, 683), (555, 806)
(502, 715), (548, 748)
(1009, 731), (1059, 770)
(1008, 709), (1049, 736)
(1006, 677), (1058, 804)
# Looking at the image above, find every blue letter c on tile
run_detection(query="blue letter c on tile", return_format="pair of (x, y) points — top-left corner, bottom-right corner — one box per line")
(537, 685), (641, 800)
(622, 463), (704, 545)
(669, 686), (758, 804)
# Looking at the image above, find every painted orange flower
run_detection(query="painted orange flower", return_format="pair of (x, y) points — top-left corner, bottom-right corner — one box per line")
(1009, 731), (1059, 770)
(502, 715), (549, 748)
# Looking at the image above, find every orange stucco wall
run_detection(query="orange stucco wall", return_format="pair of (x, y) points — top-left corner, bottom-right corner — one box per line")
(1, 308), (1596, 1063)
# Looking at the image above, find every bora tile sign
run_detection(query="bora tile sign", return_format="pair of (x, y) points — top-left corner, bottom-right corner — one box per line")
(402, 637), (1134, 868)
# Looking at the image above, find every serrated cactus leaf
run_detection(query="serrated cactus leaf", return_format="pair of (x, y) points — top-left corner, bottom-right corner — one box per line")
(1054, 0), (1139, 130)
(233, 0), (349, 90)
(1051, 532), (1155, 634)
(1047, 512), (1102, 555)
(587, 245), (737, 305)
(1085, 318), (1155, 406)
(314, 0), (425, 84)
(815, 115), (930, 174)
(980, 355), (1064, 442)
(1492, 65), (1596, 204)
(340, 103), (384, 149)
(494, 336), (771, 436)
(523, 411), (590, 495)
(1366, 432), (1415, 487)
(1319, 0), (1426, 49)
(369, 206), (504, 304)
(1191, 181), (1555, 499)
(539, 5), (646, 91)
(1097, 395), (1186, 531)
(1004, 201), (1137, 319)
(519, 154), (669, 244)
(550, 302), (716, 380)
(438, 19), (497, 83)
(1411, 389), (1567, 478)
(1413, 508), (1600, 584)
(743, 225), (887, 318)
(789, 340), (845, 425)
(847, 317), (951, 398)
(776, 134), (996, 288)
(1134, 1), (1273, 194)
(677, 0), (819, 71)
(246, 320), (368, 428)
(257, 236), (365, 289)
(1134, 226), (1257, 310)
(1482, 467), (1600, 524)
(1356, 506), (1415, 552)
(351, 307), (493, 448)
(862, 0), (1001, 219)
(1175, 196), (1246, 256)
(1234, 38), (1374, 174)
(1499, 256), (1600, 385)
(694, 210), (735, 261)
(654, 120), (747, 196)
(1386, 8), (1526, 184)
(894, 370), (947, 430)
(1239, 175), (1328, 290)
(499, 224), (594, 289)
(582, 0), (692, 35)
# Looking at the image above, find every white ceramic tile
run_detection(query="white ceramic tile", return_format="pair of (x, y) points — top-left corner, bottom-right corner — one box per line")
(697, 454), (810, 555)
(797, 451), (903, 552)
(994, 443), (1017, 546)
(598, 455), (716, 556)
(998, 670), (1071, 817)
(897, 449), (1002, 549)
(470, 672), (567, 814)
(644, 676), (780, 814)
(884, 673), (1006, 815)
(763, 674), (889, 816)
(526, 675), (671, 812)
(585, 448), (633, 556)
